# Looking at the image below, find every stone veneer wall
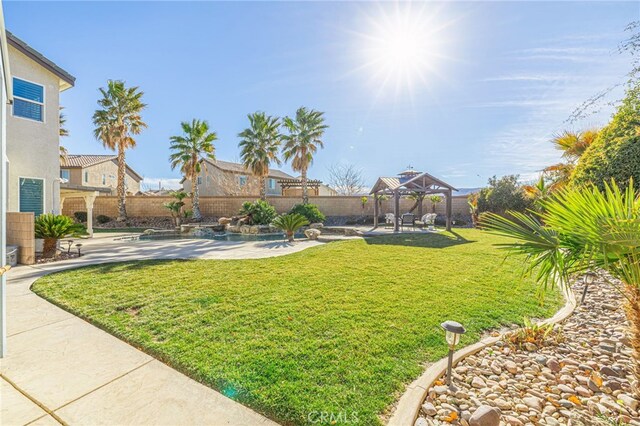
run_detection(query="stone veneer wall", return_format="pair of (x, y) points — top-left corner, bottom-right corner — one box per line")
(62, 195), (471, 220)
(6, 212), (35, 265)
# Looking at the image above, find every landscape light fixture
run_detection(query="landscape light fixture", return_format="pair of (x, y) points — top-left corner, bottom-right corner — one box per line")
(441, 320), (466, 389)
(581, 271), (597, 304)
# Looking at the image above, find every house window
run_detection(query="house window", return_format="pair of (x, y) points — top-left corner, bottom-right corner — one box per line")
(13, 78), (44, 122)
(102, 174), (106, 185)
(84, 171), (88, 183)
(197, 176), (202, 185)
(268, 178), (276, 190)
(239, 175), (247, 186)
(60, 169), (70, 181)
(19, 178), (44, 217)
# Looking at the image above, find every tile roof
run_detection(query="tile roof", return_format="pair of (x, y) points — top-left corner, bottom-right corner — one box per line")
(7, 31), (75, 87)
(204, 159), (294, 179)
(62, 154), (117, 168)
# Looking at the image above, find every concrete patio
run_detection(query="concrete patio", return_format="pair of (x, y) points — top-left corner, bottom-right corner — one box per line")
(1, 236), (322, 425)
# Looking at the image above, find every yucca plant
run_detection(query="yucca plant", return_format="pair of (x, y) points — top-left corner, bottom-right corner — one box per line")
(35, 214), (87, 258)
(271, 213), (309, 242)
(481, 180), (640, 382)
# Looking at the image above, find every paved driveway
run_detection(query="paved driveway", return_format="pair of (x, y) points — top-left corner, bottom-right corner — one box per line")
(1, 236), (322, 425)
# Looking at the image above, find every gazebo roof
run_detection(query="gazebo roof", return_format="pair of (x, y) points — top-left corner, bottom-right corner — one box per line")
(370, 171), (457, 195)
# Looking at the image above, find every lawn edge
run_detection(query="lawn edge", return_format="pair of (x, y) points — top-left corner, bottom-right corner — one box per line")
(386, 283), (577, 426)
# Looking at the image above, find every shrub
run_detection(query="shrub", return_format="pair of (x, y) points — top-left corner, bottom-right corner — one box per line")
(476, 175), (532, 215)
(35, 214), (86, 258)
(73, 211), (87, 223)
(572, 84), (640, 191)
(96, 215), (111, 224)
(239, 200), (277, 225)
(271, 213), (309, 242)
(289, 203), (325, 224)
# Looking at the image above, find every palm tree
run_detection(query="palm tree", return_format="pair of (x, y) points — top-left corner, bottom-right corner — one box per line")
(59, 107), (69, 165)
(429, 195), (443, 213)
(543, 129), (599, 190)
(282, 107), (328, 204)
(481, 180), (640, 377)
(169, 119), (217, 221)
(271, 213), (309, 242)
(552, 129), (599, 161)
(93, 80), (147, 221)
(522, 175), (551, 211)
(238, 112), (282, 200)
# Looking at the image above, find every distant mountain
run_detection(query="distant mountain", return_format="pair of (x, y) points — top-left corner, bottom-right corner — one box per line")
(454, 188), (482, 196)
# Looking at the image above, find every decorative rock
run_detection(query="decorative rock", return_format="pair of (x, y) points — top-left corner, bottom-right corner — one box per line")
(309, 222), (324, 229)
(600, 366), (620, 377)
(469, 405), (500, 426)
(620, 394), (639, 411)
(504, 360), (518, 374)
(522, 396), (543, 411)
(523, 342), (537, 352)
(471, 377), (486, 389)
(421, 402), (437, 416)
(304, 228), (321, 240)
(546, 358), (561, 372)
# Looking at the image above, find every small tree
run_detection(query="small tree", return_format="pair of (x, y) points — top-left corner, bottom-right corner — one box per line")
(428, 195), (442, 213)
(272, 213), (309, 242)
(35, 214), (86, 258)
(476, 175), (532, 215)
(164, 191), (189, 227)
(327, 163), (366, 195)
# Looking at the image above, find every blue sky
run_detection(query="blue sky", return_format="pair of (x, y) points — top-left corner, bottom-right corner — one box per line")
(5, 1), (638, 190)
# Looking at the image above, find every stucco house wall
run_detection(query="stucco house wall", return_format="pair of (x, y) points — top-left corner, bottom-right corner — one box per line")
(62, 160), (142, 195)
(6, 45), (62, 214)
(183, 161), (286, 197)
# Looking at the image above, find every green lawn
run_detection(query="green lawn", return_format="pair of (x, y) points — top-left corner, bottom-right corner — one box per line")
(32, 229), (560, 425)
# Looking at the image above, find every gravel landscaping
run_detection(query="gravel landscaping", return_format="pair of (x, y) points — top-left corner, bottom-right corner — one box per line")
(417, 275), (640, 426)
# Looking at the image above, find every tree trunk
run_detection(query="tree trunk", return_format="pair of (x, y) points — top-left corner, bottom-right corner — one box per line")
(432, 202), (438, 214)
(287, 230), (294, 242)
(192, 176), (202, 221)
(259, 176), (266, 201)
(43, 238), (58, 258)
(302, 167), (308, 204)
(116, 146), (127, 221)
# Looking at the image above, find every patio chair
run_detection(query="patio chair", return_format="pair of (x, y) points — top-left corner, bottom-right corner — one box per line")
(384, 213), (395, 228)
(401, 213), (415, 231)
(421, 213), (437, 230)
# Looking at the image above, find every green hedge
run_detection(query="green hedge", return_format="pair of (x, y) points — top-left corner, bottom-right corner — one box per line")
(289, 203), (326, 224)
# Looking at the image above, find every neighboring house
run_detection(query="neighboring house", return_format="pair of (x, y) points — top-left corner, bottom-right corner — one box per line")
(182, 159), (295, 196)
(6, 31), (74, 216)
(60, 154), (143, 195)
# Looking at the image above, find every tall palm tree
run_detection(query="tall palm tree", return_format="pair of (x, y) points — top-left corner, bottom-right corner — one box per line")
(238, 112), (282, 201)
(93, 80), (147, 221)
(282, 107), (328, 204)
(59, 107), (69, 165)
(169, 119), (217, 221)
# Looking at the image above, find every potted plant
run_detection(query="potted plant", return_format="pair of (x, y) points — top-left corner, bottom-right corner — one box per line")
(35, 214), (87, 258)
(271, 213), (309, 242)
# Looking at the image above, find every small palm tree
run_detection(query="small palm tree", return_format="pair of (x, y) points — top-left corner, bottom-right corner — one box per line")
(59, 107), (69, 165)
(35, 214), (86, 258)
(272, 213), (309, 242)
(238, 112), (282, 200)
(282, 107), (328, 204)
(169, 119), (217, 221)
(429, 195), (443, 213)
(481, 180), (640, 373)
(522, 175), (551, 211)
(93, 80), (147, 221)
(552, 129), (599, 161)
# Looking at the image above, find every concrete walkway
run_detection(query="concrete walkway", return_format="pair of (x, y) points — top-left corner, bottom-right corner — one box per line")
(1, 236), (323, 425)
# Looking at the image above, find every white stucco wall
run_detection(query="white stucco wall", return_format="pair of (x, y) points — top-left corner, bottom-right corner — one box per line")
(6, 45), (62, 214)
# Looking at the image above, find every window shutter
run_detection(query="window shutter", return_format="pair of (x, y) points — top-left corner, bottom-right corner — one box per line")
(19, 178), (44, 216)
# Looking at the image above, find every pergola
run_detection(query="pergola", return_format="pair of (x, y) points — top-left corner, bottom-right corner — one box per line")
(369, 169), (458, 232)
(60, 183), (110, 237)
(276, 178), (323, 190)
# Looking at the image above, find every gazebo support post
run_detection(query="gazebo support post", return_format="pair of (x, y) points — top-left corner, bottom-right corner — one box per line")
(417, 194), (424, 218)
(394, 190), (400, 232)
(373, 193), (379, 228)
(445, 189), (452, 232)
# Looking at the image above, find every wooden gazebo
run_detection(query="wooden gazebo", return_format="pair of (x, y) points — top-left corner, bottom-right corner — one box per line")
(369, 169), (457, 232)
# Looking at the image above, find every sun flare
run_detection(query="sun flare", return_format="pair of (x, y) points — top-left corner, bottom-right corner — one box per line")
(356, 3), (456, 96)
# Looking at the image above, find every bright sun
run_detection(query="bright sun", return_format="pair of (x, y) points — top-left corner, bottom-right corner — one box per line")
(357, 3), (456, 95)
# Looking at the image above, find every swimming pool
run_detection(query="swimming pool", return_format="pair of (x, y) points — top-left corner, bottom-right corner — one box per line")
(138, 232), (305, 242)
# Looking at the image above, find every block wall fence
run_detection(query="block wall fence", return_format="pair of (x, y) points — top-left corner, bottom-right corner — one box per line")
(7, 212), (35, 264)
(62, 195), (471, 220)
